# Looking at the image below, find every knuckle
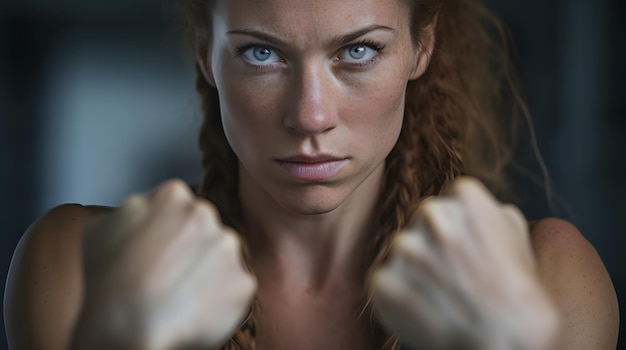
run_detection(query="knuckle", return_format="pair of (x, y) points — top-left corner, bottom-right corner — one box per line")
(191, 200), (224, 235)
(417, 197), (463, 244)
(501, 203), (524, 219)
(155, 179), (193, 203)
(451, 176), (493, 202)
(196, 199), (221, 221)
(240, 273), (257, 297)
(416, 196), (442, 224)
(217, 230), (242, 253)
(182, 202), (209, 235)
(121, 193), (146, 210)
(501, 204), (527, 230)
(417, 195), (438, 213)
(394, 232), (427, 252)
(187, 200), (209, 221)
(421, 196), (449, 215)
(453, 176), (483, 192)
(391, 232), (431, 265)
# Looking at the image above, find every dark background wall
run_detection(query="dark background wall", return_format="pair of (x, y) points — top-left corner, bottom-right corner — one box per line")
(1, 0), (624, 348)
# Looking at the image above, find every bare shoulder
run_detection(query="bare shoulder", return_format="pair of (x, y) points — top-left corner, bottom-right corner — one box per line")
(4, 204), (112, 350)
(529, 217), (619, 350)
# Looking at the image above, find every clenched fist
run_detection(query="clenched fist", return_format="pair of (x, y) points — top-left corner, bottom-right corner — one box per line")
(371, 177), (559, 350)
(71, 180), (256, 350)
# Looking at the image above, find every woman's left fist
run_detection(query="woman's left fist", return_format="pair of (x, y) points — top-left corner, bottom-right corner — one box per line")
(371, 177), (559, 350)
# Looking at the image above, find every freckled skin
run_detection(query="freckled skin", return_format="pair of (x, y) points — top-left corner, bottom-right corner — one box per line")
(203, 0), (424, 216)
(2, 1), (618, 350)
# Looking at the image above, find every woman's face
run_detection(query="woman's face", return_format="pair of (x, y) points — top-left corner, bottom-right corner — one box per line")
(201, 0), (430, 215)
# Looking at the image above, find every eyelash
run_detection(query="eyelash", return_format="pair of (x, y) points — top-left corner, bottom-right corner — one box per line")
(234, 39), (386, 69)
(234, 43), (285, 71)
(339, 39), (385, 68)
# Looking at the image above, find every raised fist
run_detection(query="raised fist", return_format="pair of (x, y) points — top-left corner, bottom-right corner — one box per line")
(71, 180), (256, 349)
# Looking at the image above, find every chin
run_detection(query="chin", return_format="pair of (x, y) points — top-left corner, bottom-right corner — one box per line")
(282, 202), (340, 216)
(272, 185), (352, 216)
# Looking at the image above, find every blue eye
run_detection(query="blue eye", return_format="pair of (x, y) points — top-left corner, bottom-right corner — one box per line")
(340, 44), (378, 62)
(241, 45), (281, 65)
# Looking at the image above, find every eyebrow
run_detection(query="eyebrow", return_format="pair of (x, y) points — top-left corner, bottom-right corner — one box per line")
(226, 24), (395, 48)
(329, 25), (395, 47)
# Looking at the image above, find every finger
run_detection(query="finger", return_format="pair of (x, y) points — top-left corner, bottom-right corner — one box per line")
(451, 177), (533, 269)
(388, 232), (444, 292)
(187, 233), (257, 347)
(119, 193), (150, 217)
(449, 177), (512, 250)
(500, 203), (528, 234)
(449, 177), (500, 216)
(146, 198), (244, 285)
(148, 179), (196, 212)
(147, 248), (256, 350)
(193, 198), (229, 240)
(139, 197), (224, 249)
(411, 196), (489, 275)
(140, 208), (220, 293)
(413, 197), (466, 248)
(384, 227), (477, 312)
(392, 233), (487, 313)
(413, 185), (528, 294)
(392, 228), (437, 264)
(500, 204), (535, 268)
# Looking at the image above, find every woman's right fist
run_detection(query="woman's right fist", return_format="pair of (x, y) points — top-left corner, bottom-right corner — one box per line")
(71, 179), (256, 350)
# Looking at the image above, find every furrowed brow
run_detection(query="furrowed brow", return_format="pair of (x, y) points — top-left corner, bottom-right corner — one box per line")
(329, 25), (395, 47)
(227, 25), (395, 49)
(226, 29), (288, 47)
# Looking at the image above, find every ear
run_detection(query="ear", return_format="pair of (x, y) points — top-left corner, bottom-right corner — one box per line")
(196, 38), (216, 88)
(409, 22), (436, 81)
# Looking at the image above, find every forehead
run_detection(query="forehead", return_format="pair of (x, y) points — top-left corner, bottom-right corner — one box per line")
(212, 0), (410, 42)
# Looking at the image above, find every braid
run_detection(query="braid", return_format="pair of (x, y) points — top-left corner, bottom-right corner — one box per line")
(195, 64), (242, 230)
(195, 64), (258, 349)
(188, 1), (528, 349)
(372, 0), (519, 255)
(370, 1), (520, 346)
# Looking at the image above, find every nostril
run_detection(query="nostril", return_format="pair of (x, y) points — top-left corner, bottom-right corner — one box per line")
(285, 108), (337, 136)
(284, 99), (334, 134)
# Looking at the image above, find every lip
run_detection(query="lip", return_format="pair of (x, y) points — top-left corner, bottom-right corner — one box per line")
(275, 155), (349, 182)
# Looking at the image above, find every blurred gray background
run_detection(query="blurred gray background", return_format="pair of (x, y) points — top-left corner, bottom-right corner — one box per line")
(1, 0), (624, 349)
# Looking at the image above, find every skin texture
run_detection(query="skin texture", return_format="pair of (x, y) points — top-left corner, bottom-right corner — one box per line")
(372, 179), (559, 350)
(203, 0), (426, 216)
(4, 204), (103, 350)
(69, 181), (256, 349)
(5, 181), (256, 350)
(198, 1), (432, 347)
(3, 0), (619, 349)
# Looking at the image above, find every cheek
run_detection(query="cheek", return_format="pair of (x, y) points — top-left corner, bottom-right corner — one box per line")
(211, 48), (286, 161)
(343, 75), (407, 155)
(217, 75), (283, 160)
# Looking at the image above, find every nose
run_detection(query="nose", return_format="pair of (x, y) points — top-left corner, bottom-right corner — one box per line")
(283, 64), (338, 136)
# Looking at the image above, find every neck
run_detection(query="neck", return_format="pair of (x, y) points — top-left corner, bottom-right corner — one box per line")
(239, 164), (384, 294)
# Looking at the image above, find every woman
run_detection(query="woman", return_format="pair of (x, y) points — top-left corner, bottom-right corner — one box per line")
(4, 0), (619, 349)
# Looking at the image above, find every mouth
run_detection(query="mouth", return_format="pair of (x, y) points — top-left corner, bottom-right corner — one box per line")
(275, 155), (349, 182)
